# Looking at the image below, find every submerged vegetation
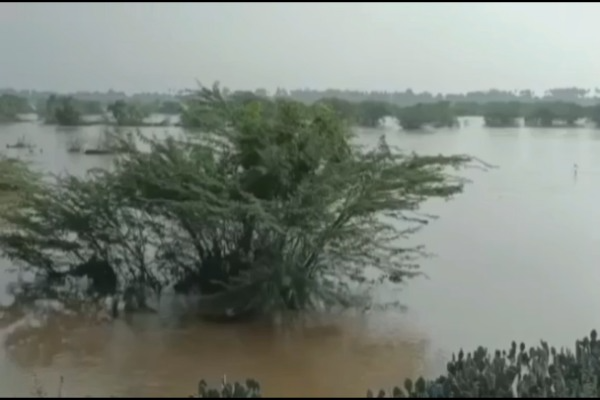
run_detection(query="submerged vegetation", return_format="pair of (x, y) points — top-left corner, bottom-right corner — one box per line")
(0, 82), (484, 320)
(0, 94), (32, 123)
(4, 86), (600, 129)
(21, 329), (600, 397)
(42, 95), (82, 126)
(396, 101), (459, 131)
(524, 102), (586, 128)
(2, 85), (600, 397)
(195, 330), (600, 397)
(483, 102), (521, 127)
(107, 100), (149, 126)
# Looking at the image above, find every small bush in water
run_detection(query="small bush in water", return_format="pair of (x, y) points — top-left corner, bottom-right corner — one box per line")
(194, 330), (600, 398)
(195, 377), (261, 398)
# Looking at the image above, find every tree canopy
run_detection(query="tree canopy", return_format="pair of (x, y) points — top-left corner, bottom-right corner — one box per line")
(107, 100), (149, 126)
(43, 95), (82, 126)
(524, 102), (585, 127)
(0, 94), (31, 122)
(483, 102), (521, 127)
(0, 83), (482, 320)
(396, 102), (459, 131)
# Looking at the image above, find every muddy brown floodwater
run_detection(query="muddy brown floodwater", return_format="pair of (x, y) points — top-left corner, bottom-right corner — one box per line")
(0, 308), (429, 397)
(3, 117), (600, 396)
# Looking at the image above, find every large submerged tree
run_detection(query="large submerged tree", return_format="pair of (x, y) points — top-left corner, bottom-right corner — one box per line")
(0, 94), (32, 123)
(107, 100), (149, 126)
(483, 102), (522, 128)
(397, 102), (459, 131)
(0, 82), (483, 320)
(43, 95), (82, 126)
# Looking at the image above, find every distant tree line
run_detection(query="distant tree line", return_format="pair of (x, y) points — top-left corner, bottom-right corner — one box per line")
(3, 86), (600, 108)
(25, 95), (174, 126)
(4, 86), (600, 129)
(189, 92), (600, 131)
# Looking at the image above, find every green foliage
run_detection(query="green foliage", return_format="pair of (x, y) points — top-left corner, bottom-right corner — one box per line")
(355, 100), (392, 128)
(0, 82), (479, 319)
(397, 104), (429, 131)
(0, 157), (41, 217)
(194, 330), (600, 398)
(180, 87), (279, 130)
(525, 106), (554, 127)
(397, 102), (458, 131)
(314, 97), (358, 125)
(229, 90), (269, 106)
(78, 100), (104, 115)
(22, 89), (600, 130)
(428, 101), (459, 128)
(196, 377), (261, 398)
(483, 102), (521, 127)
(6, 86), (600, 113)
(553, 102), (585, 126)
(373, 330), (600, 397)
(107, 100), (149, 126)
(587, 104), (600, 128)
(525, 101), (585, 127)
(313, 98), (400, 129)
(0, 157), (40, 193)
(158, 100), (183, 115)
(43, 95), (82, 126)
(40, 96), (103, 123)
(0, 94), (32, 122)
(452, 101), (483, 117)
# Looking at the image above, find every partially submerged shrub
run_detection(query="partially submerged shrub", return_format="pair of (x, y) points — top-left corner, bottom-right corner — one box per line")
(194, 330), (600, 398)
(43, 95), (81, 126)
(375, 330), (600, 397)
(195, 377), (261, 398)
(0, 82), (486, 319)
(107, 100), (149, 126)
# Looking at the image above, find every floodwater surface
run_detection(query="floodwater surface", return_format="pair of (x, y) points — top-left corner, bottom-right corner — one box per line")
(0, 117), (599, 396)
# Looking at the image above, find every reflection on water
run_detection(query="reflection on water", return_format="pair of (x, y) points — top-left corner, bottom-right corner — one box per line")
(2, 117), (600, 395)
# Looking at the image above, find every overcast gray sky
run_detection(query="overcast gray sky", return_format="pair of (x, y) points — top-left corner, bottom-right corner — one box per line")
(1, 2), (598, 94)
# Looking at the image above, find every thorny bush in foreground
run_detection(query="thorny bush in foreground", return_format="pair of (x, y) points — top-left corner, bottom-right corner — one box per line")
(194, 330), (600, 398)
(0, 82), (488, 319)
(0, 157), (41, 214)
